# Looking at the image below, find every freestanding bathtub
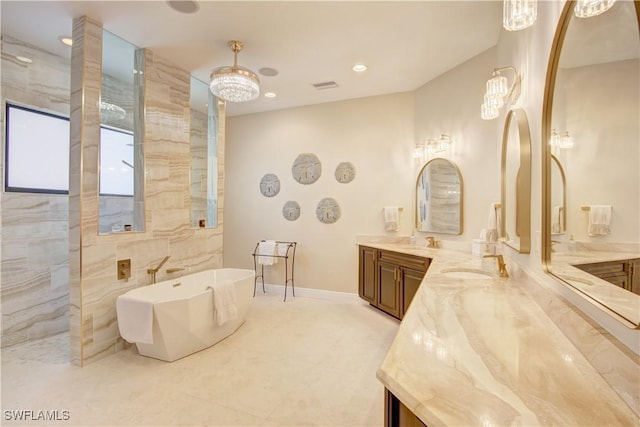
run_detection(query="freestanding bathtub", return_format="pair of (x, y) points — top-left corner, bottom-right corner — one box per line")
(116, 268), (255, 362)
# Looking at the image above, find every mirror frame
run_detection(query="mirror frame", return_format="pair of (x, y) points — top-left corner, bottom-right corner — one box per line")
(542, 0), (640, 326)
(415, 157), (463, 235)
(501, 108), (531, 254)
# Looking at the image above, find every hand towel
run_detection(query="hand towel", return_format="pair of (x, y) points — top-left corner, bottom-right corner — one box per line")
(588, 205), (612, 236)
(116, 294), (154, 344)
(384, 207), (399, 232)
(209, 280), (238, 326)
(486, 203), (500, 242)
(257, 240), (277, 265)
(276, 242), (289, 257)
(551, 206), (562, 234)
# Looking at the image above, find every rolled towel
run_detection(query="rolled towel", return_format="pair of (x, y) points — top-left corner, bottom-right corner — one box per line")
(588, 205), (612, 236)
(384, 207), (399, 232)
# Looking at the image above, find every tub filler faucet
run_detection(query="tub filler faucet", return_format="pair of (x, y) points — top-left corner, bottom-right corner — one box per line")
(147, 256), (170, 284)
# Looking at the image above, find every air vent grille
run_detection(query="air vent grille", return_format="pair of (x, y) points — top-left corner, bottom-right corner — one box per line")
(312, 81), (338, 90)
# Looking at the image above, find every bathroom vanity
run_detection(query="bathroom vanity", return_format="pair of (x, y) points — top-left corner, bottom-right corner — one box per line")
(358, 245), (430, 319)
(361, 242), (638, 426)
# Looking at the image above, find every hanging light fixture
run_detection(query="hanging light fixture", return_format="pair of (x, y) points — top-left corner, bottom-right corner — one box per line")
(209, 40), (260, 102)
(481, 66), (521, 120)
(550, 129), (574, 149)
(574, 0), (616, 17)
(549, 129), (561, 147)
(503, 0), (537, 31)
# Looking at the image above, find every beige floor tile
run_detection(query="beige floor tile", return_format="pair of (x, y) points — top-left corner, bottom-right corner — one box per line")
(1, 292), (398, 426)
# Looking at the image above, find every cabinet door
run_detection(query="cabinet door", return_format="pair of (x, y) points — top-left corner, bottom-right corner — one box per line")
(359, 246), (377, 304)
(378, 261), (401, 319)
(402, 268), (425, 316)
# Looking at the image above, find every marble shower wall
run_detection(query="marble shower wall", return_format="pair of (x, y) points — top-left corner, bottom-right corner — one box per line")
(1, 35), (71, 347)
(70, 17), (225, 366)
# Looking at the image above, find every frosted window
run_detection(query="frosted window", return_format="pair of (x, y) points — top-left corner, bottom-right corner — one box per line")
(5, 104), (70, 193)
(99, 127), (134, 196)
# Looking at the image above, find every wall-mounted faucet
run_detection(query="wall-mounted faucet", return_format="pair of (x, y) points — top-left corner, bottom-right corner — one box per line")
(483, 254), (509, 278)
(147, 256), (170, 284)
(425, 236), (440, 248)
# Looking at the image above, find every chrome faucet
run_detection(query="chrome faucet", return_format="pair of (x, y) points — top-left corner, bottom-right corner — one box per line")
(483, 254), (509, 278)
(147, 255), (170, 284)
(425, 236), (440, 248)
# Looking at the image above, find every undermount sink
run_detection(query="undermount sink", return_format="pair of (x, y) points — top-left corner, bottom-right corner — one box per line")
(440, 268), (494, 280)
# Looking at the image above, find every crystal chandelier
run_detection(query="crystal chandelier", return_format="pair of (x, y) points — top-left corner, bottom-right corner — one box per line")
(99, 101), (126, 122)
(503, 0), (537, 31)
(574, 0), (616, 18)
(209, 40), (260, 103)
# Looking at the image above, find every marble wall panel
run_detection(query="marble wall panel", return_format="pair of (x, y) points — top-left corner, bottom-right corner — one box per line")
(1, 35), (71, 348)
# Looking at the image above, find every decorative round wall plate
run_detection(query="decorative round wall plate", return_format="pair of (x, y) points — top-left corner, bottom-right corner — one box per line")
(316, 197), (341, 224)
(334, 161), (356, 184)
(282, 200), (301, 221)
(259, 173), (280, 197)
(292, 153), (321, 185)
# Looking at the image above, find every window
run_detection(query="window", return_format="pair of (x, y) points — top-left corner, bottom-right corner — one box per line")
(5, 103), (70, 194)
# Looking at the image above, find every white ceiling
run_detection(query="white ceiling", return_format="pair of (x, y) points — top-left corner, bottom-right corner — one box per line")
(1, 1), (502, 116)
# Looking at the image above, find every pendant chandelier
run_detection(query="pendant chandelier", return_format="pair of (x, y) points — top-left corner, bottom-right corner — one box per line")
(503, 0), (537, 31)
(209, 40), (260, 103)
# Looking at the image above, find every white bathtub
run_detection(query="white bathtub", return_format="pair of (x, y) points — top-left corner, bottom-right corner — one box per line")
(116, 268), (255, 362)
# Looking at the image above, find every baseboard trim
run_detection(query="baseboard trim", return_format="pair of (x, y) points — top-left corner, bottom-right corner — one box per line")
(256, 283), (362, 304)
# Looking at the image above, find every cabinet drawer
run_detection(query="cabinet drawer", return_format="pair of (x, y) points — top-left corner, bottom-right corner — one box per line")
(378, 250), (430, 272)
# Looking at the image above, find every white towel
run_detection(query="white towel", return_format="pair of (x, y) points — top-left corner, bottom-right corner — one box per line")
(276, 243), (289, 256)
(588, 205), (612, 236)
(551, 206), (562, 234)
(384, 207), (399, 231)
(486, 203), (500, 242)
(208, 280), (238, 326)
(116, 294), (154, 344)
(257, 240), (277, 265)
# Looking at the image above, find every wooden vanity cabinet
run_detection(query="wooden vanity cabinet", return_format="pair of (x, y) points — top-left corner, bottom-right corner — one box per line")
(574, 258), (640, 295)
(358, 245), (430, 319)
(385, 388), (427, 427)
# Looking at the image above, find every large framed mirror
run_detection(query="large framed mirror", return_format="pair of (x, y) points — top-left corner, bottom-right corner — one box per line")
(416, 158), (463, 234)
(501, 108), (531, 254)
(542, 0), (640, 326)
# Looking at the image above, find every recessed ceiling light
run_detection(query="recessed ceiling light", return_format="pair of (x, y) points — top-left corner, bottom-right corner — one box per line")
(167, 0), (199, 14)
(352, 64), (367, 72)
(58, 36), (73, 47)
(16, 56), (32, 64)
(259, 67), (279, 77)
(264, 92), (277, 98)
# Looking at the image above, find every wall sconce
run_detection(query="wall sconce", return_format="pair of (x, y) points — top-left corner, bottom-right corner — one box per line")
(574, 0), (616, 18)
(413, 142), (426, 159)
(435, 134), (451, 152)
(481, 66), (521, 120)
(503, 0), (537, 31)
(414, 135), (453, 160)
(550, 129), (574, 149)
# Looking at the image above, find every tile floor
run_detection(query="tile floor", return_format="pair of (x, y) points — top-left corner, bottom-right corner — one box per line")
(1, 292), (399, 426)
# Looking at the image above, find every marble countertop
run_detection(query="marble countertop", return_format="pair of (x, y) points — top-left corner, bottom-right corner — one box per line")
(366, 243), (639, 426)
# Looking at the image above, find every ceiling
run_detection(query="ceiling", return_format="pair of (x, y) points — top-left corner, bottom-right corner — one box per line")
(1, 1), (502, 117)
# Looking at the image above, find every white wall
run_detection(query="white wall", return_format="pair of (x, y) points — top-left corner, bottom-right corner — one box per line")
(225, 92), (414, 293)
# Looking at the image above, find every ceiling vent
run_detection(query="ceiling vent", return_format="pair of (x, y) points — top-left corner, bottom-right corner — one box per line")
(312, 81), (338, 90)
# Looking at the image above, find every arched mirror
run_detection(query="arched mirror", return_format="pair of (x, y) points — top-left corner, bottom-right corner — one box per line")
(501, 108), (531, 254)
(543, 0), (640, 326)
(416, 158), (463, 235)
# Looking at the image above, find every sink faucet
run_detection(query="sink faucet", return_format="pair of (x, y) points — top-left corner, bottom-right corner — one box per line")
(147, 255), (170, 284)
(425, 236), (440, 248)
(483, 254), (509, 278)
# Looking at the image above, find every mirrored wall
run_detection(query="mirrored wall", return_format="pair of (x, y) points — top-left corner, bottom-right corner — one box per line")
(190, 77), (219, 229)
(98, 29), (144, 234)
